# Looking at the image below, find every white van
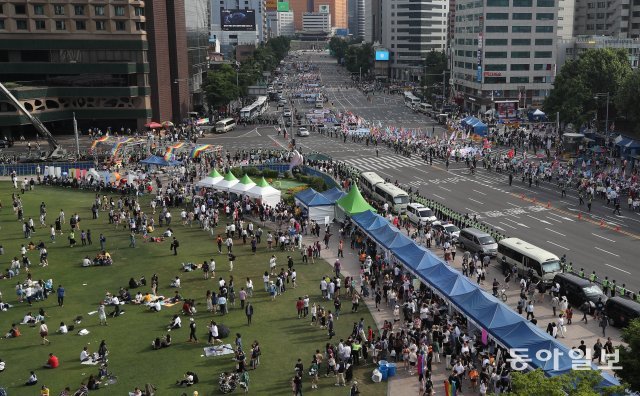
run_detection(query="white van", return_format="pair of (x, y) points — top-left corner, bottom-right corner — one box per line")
(215, 118), (236, 133)
(406, 203), (437, 224)
(359, 171), (385, 195)
(372, 182), (410, 214)
(418, 103), (433, 114)
(498, 238), (562, 288)
(315, 99), (324, 109)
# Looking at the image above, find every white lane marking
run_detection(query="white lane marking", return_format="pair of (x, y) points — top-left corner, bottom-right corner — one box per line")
(505, 202), (521, 207)
(440, 186), (452, 192)
(547, 212), (575, 222)
(464, 208), (478, 214)
(594, 247), (620, 257)
(526, 215), (551, 224)
(499, 221), (516, 229)
(591, 233), (616, 243)
(544, 228), (566, 237)
(545, 216), (562, 223)
(605, 264), (631, 274)
(502, 218), (529, 228)
(433, 194), (445, 200)
(472, 189), (487, 196)
(484, 222), (505, 231)
(547, 240), (570, 250)
(468, 197), (484, 205)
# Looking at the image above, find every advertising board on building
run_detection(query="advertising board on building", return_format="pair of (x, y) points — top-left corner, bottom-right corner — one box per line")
(277, 1), (290, 12)
(221, 9), (256, 31)
(318, 4), (330, 13)
(375, 49), (389, 61)
(266, 0), (278, 11)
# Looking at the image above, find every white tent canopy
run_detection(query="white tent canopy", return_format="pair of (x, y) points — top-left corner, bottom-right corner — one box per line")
(229, 174), (256, 195)
(197, 169), (224, 188)
(532, 109), (545, 116)
(246, 177), (281, 207)
(212, 171), (239, 191)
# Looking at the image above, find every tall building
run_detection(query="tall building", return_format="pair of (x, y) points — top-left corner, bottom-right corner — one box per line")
(303, 11), (332, 32)
(556, 0), (575, 39)
(348, 0), (357, 34)
(451, 0), (557, 114)
(370, 0), (383, 43)
(381, 0), (449, 80)
(267, 10), (295, 37)
(290, 0), (313, 31)
(315, 0), (348, 29)
(558, 35), (640, 69)
(210, 0), (266, 51)
(184, 0), (211, 112)
(0, 0), (152, 134)
(572, 0), (640, 38)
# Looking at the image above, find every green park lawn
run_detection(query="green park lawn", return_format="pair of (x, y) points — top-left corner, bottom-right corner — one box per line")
(0, 183), (385, 396)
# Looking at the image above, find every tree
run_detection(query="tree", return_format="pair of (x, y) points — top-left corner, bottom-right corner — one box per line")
(615, 69), (640, 131)
(507, 369), (625, 396)
(617, 318), (640, 391)
(344, 43), (373, 76)
(544, 48), (631, 127)
(328, 37), (348, 61)
(202, 64), (239, 110)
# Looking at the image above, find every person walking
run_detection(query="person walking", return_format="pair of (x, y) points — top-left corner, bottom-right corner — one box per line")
(526, 301), (535, 320)
(39, 321), (50, 345)
(98, 303), (107, 326)
(188, 318), (198, 343)
(129, 231), (136, 248)
(56, 285), (65, 307)
(245, 302), (254, 326)
(600, 314), (608, 336)
(171, 237), (179, 255)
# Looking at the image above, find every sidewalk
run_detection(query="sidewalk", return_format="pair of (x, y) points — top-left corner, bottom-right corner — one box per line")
(306, 223), (621, 395)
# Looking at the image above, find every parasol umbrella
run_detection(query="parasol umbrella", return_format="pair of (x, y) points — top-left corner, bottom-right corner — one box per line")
(145, 122), (162, 129)
(162, 121), (174, 128)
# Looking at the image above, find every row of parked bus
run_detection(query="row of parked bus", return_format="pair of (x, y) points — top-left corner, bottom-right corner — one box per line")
(357, 171), (640, 327)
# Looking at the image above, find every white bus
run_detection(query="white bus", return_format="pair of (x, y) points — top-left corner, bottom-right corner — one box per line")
(215, 118), (236, 133)
(240, 96), (268, 120)
(359, 171), (385, 195)
(418, 103), (433, 114)
(497, 238), (562, 287)
(403, 92), (421, 108)
(372, 182), (410, 214)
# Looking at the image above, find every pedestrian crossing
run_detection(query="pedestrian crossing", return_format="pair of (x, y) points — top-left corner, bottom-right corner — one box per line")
(341, 154), (429, 172)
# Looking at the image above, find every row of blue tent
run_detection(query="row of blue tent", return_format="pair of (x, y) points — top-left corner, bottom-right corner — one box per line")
(350, 210), (619, 387)
(460, 116), (488, 136)
(295, 187), (346, 207)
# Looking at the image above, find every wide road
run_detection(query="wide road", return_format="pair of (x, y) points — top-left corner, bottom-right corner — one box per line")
(205, 51), (640, 292)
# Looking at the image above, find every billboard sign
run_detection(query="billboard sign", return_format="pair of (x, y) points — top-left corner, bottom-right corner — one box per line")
(266, 0), (278, 11)
(221, 9), (256, 31)
(375, 50), (389, 61)
(318, 4), (330, 13)
(277, 1), (289, 11)
(335, 28), (348, 36)
(477, 33), (483, 83)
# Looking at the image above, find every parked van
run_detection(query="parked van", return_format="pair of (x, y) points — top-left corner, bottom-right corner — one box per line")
(458, 228), (498, 257)
(406, 203), (437, 224)
(552, 273), (607, 313)
(372, 183), (410, 214)
(359, 172), (385, 195)
(315, 99), (324, 109)
(215, 118), (236, 133)
(498, 238), (562, 288)
(605, 297), (640, 328)
(418, 103), (433, 114)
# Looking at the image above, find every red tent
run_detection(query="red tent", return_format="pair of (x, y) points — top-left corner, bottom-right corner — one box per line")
(145, 122), (162, 129)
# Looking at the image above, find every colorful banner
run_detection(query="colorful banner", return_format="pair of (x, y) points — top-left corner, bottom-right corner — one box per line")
(190, 144), (212, 158)
(90, 134), (109, 150)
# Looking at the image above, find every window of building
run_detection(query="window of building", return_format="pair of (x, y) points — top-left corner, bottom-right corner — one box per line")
(596, 12), (605, 18)
(95, 6), (105, 16)
(513, 0), (533, 5)
(512, 25), (532, 32)
(485, 63), (507, 71)
(55, 20), (66, 30)
(512, 38), (531, 45)
(511, 76), (529, 83)
(533, 76), (546, 83)
(54, 5), (65, 15)
(487, 0), (509, 6)
(595, 23), (605, 29)
(95, 20), (106, 30)
(465, 50), (474, 57)
(486, 25), (508, 32)
(485, 51), (508, 58)
(511, 64), (530, 70)
(16, 19), (28, 30)
(485, 77), (507, 83)
(135, 21), (145, 31)
(76, 20), (86, 30)
(35, 20), (46, 30)
(33, 4), (45, 15)
(513, 13), (532, 19)
(114, 6), (126, 16)
(486, 12), (509, 19)
(75, 5), (85, 15)
(0, 4), (3, 14)
(536, 13), (554, 20)
(597, 1), (605, 7)
(587, 13), (595, 19)
(0, 20), (4, 30)
(15, 4), (26, 14)
(535, 51), (552, 58)
(115, 20), (126, 30)
(537, 0), (555, 6)
(134, 7), (144, 16)
(536, 25), (553, 32)
(511, 51), (531, 58)
(586, 24), (595, 30)
(535, 38), (553, 45)
(486, 38), (508, 45)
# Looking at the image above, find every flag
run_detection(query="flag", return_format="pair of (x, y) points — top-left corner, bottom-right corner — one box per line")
(190, 144), (211, 158)
(90, 133), (109, 150)
(163, 147), (173, 162)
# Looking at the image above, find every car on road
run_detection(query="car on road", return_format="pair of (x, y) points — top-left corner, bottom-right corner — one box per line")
(285, 119), (292, 127)
(431, 221), (460, 241)
(278, 99), (287, 106)
(283, 110), (292, 117)
(297, 127), (309, 137)
(552, 273), (606, 314)
(406, 203), (437, 225)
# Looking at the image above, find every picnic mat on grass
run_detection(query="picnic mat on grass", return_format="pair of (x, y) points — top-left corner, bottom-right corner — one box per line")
(203, 344), (234, 357)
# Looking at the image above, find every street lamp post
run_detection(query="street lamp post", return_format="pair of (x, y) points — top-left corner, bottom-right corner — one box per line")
(594, 92), (611, 157)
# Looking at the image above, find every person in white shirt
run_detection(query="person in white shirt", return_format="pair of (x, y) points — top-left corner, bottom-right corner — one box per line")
(58, 322), (68, 334)
(171, 276), (181, 288)
(150, 299), (162, 312)
(168, 314), (181, 330)
(80, 346), (91, 362)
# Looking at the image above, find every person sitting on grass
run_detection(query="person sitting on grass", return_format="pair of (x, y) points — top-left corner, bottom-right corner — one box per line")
(161, 333), (172, 348)
(25, 370), (38, 386)
(5, 323), (20, 338)
(81, 256), (92, 267)
(152, 337), (162, 350)
(170, 276), (181, 288)
(87, 374), (101, 390)
(176, 371), (197, 387)
(149, 297), (162, 312)
(170, 290), (183, 304)
(168, 314), (181, 330)
(43, 353), (59, 369)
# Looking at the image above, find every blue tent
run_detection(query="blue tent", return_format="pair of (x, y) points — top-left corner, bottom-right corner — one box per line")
(321, 187), (347, 203)
(295, 188), (332, 206)
(140, 155), (181, 166)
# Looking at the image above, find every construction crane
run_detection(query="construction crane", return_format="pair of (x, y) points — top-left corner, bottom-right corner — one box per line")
(0, 81), (67, 160)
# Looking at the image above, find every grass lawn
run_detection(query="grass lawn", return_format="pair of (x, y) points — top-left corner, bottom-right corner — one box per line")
(0, 183), (385, 396)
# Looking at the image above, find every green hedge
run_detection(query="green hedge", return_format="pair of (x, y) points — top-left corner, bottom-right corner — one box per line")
(295, 173), (327, 192)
